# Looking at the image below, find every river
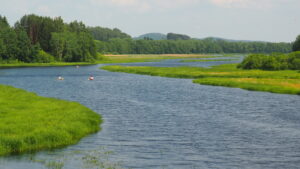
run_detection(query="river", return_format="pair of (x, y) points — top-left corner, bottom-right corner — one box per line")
(0, 58), (300, 169)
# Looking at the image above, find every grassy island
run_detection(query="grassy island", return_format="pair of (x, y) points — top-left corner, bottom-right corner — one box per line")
(0, 84), (102, 156)
(102, 64), (300, 95)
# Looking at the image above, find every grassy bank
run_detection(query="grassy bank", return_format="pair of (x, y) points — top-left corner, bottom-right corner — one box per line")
(194, 78), (300, 95)
(0, 84), (102, 156)
(96, 54), (230, 64)
(102, 64), (300, 95)
(0, 62), (97, 68)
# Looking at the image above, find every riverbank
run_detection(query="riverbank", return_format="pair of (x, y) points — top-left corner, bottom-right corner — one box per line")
(0, 62), (97, 69)
(102, 64), (300, 95)
(0, 84), (102, 156)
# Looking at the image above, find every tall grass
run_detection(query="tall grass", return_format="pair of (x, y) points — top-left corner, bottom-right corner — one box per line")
(194, 78), (300, 95)
(96, 54), (231, 64)
(0, 85), (102, 156)
(102, 64), (300, 79)
(102, 64), (300, 95)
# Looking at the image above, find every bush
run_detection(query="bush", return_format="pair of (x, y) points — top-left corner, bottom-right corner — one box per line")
(32, 50), (55, 63)
(287, 51), (300, 70)
(238, 52), (300, 70)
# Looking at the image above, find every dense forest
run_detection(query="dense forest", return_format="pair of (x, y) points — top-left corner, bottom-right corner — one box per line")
(0, 14), (96, 63)
(0, 14), (299, 63)
(95, 38), (292, 54)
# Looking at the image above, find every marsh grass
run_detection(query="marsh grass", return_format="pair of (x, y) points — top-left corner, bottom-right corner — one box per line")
(102, 64), (300, 95)
(194, 78), (300, 95)
(0, 85), (102, 156)
(96, 54), (230, 64)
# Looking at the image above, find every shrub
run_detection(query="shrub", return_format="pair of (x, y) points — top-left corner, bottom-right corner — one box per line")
(32, 50), (55, 63)
(238, 52), (300, 70)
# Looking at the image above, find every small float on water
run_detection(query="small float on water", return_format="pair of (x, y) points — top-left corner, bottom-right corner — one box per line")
(57, 76), (64, 80)
(88, 75), (94, 81)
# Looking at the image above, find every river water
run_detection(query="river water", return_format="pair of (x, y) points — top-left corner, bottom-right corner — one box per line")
(0, 58), (300, 169)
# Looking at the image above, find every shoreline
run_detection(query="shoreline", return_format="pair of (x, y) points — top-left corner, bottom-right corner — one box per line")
(0, 84), (102, 156)
(101, 64), (300, 95)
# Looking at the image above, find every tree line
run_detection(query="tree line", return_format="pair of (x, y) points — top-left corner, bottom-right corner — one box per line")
(1, 14), (299, 64)
(95, 38), (292, 54)
(0, 14), (97, 63)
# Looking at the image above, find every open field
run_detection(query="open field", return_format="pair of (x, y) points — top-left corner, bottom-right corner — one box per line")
(0, 85), (102, 156)
(96, 54), (232, 64)
(102, 64), (300, 95)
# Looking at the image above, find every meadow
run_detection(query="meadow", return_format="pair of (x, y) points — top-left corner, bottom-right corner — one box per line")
(0, 84), (102, 156)
(96, 54), (224, 64)
(102, 64), (300, 95)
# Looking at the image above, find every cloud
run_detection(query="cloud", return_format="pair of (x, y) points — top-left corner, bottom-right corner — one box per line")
(209, 0), (279, 9)
(89, 0), (200, 12)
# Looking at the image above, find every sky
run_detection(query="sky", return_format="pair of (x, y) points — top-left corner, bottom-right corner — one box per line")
(0, 0), (299, 42)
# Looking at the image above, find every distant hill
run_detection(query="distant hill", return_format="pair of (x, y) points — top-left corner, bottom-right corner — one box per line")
(167, 33), (191, 40)
(135, 33), (167, 40)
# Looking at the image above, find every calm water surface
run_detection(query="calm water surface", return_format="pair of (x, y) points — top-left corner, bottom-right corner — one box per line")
(0, 58), (300, 169)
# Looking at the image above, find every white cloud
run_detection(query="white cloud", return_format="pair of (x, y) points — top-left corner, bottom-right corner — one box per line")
(209, 0), (284, 9)
(89, 0), (200, 12)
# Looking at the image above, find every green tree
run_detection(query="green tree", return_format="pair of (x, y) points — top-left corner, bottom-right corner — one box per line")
(50, 32), (65, 61)
(15, 28), (35, 62)
(292, 35), (300, 51)
(0, 15), (9, 28)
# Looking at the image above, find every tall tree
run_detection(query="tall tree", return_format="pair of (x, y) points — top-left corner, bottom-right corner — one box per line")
(0, 15), (9, 28)
(292, 35), (300, 51)
(17, 14), (64, 52)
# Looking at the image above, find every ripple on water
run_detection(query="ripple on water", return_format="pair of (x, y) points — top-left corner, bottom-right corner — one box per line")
(0, 60), (300, 169)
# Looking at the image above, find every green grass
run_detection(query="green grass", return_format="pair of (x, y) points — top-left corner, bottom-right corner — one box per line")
(0, 84), (102, 156)
(102, 64), (300, 95)
(96, 54), (233, 64)
(180, 59), (239, 62)
(194, 78), (300, 95)
(0, 62), (97, 68)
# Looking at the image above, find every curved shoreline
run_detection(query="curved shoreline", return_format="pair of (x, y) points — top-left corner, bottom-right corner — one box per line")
(0, 84), (102, 156)
(101, 64), (300, 95)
